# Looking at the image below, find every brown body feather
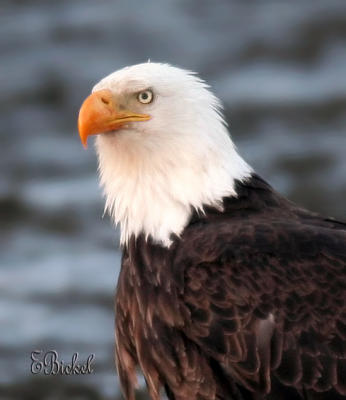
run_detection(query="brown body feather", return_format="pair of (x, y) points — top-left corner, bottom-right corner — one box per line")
(115, 174), (346, 400)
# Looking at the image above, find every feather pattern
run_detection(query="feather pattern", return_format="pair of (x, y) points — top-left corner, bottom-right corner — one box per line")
(115, 175), (346, 400)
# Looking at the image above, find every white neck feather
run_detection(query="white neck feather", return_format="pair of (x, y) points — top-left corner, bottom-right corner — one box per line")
(95, 121), (252, 248)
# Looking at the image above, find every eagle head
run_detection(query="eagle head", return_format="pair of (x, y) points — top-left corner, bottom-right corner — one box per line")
(78, 62), (251, 246)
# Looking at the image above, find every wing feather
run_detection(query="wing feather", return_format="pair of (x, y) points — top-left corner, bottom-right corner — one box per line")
(175, 218), (346, 396)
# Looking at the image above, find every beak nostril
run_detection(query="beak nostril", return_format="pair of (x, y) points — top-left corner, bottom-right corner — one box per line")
(101, 97), (110, 105)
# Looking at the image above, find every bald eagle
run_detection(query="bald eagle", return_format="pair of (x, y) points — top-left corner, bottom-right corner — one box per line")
(78, 63), (346, 400)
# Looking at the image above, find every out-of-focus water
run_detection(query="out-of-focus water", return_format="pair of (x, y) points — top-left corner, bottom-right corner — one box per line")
(1, 1), (346, 399)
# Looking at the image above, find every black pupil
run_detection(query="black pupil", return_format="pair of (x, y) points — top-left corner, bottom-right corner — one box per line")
(141, 92), (148, 100)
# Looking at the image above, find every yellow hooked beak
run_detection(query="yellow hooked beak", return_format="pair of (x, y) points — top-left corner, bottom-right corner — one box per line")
(78, 89), (151, 148)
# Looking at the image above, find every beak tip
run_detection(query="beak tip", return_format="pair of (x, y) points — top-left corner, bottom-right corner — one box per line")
(80, 134), (88, 149)
(78, 120), (88, 149)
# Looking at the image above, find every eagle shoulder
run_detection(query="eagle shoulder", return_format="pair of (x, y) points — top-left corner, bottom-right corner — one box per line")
(174, 209), (346, 396)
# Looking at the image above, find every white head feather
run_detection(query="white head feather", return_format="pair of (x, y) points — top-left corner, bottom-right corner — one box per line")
(93, 63), (252, 247)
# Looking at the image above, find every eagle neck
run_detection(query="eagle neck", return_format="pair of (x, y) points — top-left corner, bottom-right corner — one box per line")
(96, 126), (252, 248)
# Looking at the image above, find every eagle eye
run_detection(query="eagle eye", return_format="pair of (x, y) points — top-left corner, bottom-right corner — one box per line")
(137, 90), (153, 104)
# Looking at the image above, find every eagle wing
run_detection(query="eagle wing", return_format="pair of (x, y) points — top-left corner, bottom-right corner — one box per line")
(174, 218), (346, 397)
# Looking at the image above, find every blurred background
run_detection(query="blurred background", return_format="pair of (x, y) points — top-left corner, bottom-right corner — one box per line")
(1, 0), (346, 399)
